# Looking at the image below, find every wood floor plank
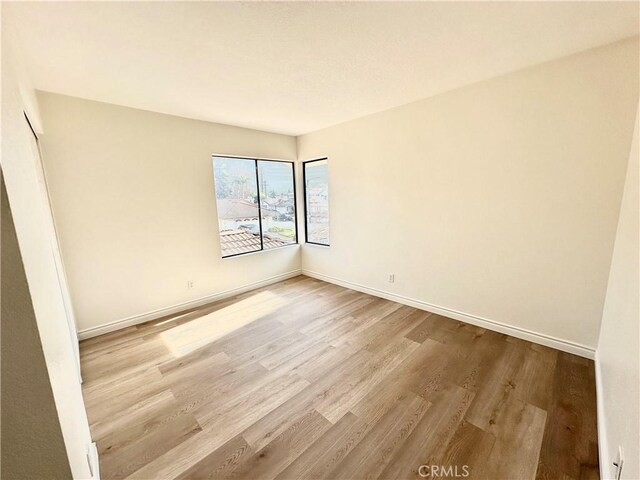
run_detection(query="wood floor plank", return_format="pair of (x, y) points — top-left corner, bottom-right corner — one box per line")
(158, 351), (231, 388)
(85, 369), (171, 429)
(82, 337), (171, 384)
(174, 434), (254, 480)
(286, 342), (355, 384)
(315, 336), (420, 423)
(230, 410), (332, 479)
(83, 364), (165, 407)
(341, 305), (417, 352)
(274, 412), (364, 480)
(224, 330), (307, 370)
(324, 394), (430, 480)
(378, 382), (476, 480)
(296, 295), (377, 335)
(445, 329), (510, 392)
(351, 339), (453, 422)
(258, 333), (329, 371)
(99, 410), (202, 480)
(536, 353), (599, 480)
(241, 393), (318, 453)
(241, 346), (378, 439)
(473, 397), (547, 480)
(193, 370), (310, 429)
(79, 275), (599, 480)
(169, 360), (268, 410)
(128, 373), (310, 479)
(512, 343), (558, 411)
(464, 341), (528, 430)
(428, 419), (496, 480)
(268, 340), (336, 379)
(330, 299), (406, 348)
(91, 388), (177, 444)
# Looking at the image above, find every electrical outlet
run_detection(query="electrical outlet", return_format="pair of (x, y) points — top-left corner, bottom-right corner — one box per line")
(614, 446), (624, 480)
(187, 280), (194, 289)
(388, 274), (395, 283)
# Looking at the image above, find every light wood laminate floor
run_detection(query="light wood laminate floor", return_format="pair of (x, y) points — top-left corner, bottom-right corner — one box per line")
(80, 276), (599, 480)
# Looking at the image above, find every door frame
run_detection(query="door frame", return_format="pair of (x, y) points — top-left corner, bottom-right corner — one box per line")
(25, 112), (82, 383)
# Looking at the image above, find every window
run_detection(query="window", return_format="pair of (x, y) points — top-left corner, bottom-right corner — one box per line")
(212, 156), (297, 258)
(303, 158), (330, 245)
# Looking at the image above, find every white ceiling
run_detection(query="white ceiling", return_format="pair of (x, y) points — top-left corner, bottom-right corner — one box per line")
(4, 1), (639, 136)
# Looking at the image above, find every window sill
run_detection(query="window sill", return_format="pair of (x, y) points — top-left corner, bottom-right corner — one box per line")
(221, 242), (300, 259)
(304, 242), (330, 249)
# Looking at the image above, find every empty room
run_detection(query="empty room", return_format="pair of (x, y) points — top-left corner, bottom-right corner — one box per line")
(1, 1), (639, 479)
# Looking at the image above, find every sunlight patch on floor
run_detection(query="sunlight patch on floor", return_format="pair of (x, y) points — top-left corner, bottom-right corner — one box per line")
(153, 311), (193, 327)
(160, 291), (289, 357)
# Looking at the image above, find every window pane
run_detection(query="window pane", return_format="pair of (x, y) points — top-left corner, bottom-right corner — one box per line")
(304, 159), (330, 245)
(213, 157), (261, 257)
(213, 156), (298, 258)
(258, 161), (297, 249)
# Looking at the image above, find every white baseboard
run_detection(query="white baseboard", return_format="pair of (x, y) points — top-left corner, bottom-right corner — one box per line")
(302, 269), (596, 359)
(594, 352), (610, 479)
(80, 267), (596, 360)
(87, 442), (100, 480)
(78, 270), (302, 340)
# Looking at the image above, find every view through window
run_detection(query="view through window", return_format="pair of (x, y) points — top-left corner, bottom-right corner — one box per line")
(213, 156), (296, 257)
(303, 159), (330, 245)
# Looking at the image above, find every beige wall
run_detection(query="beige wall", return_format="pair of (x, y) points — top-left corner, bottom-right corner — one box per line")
(37, 93), (300, 334)
(597, 106), (639, 480)
(297, 38), (639, 353)
(1, 26), (94, 479)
